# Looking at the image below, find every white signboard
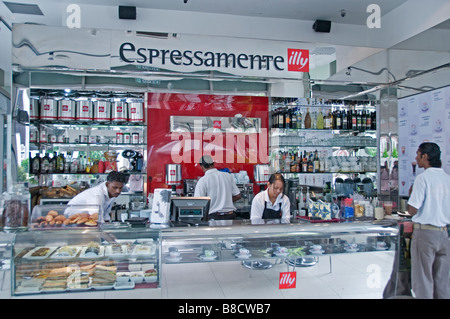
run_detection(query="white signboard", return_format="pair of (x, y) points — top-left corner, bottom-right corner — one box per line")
(12, 24), (312, 79)
(398, 86), (450, 196)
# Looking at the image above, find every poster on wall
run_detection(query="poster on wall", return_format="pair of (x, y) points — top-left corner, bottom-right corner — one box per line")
(398, 86), (450, 196)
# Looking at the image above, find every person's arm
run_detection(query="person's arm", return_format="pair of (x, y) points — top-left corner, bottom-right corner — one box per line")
(232, 193), (242, 202)
(280, 196), (291, 223)
(407, 176), (424, 217)
(194, 179), (206, 197)
(230, 177), (242, 202)
(250, 194), (264, 224)
(407, 204), (419, 216)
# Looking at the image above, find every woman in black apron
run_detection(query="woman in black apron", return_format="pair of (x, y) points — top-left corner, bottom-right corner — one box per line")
(250, 173), (291, 224)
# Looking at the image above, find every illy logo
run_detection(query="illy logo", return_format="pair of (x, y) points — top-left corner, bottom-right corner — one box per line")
(287, 49), (309, 72)
(279, 272), (296, 289)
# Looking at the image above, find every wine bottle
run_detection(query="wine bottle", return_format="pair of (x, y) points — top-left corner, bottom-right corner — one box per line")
(316, 108), (324, 129)
(304, 108), (311, 129)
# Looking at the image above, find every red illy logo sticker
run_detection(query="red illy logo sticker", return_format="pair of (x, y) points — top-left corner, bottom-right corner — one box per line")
(279, 272), (297, 289)
(287, 49), (309, 72)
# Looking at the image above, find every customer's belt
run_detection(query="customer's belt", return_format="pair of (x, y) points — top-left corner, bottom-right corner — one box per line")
(413, 223), (448, 232)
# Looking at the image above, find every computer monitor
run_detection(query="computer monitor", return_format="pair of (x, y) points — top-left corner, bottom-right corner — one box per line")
(170, 197), (210, 222)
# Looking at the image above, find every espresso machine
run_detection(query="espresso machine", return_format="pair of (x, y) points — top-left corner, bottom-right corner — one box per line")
(122, 150), (144, 172)
(183, 179), (197, 196)
(165, 164), (182, 196)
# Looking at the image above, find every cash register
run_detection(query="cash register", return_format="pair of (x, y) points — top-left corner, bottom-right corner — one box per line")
(170, 197), (210, 226)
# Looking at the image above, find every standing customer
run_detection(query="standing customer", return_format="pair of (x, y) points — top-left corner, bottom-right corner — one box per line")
(194, 155), (241, 220)
(250, 173), (290, 224)
(407, 142), (450, 299)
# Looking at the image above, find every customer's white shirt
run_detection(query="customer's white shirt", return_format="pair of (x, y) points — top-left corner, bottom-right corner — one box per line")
(408, 167), (450, 227)
(194, 168), (240, 214)
(67, 182), (114, 221)
(250, 189), (290, 224)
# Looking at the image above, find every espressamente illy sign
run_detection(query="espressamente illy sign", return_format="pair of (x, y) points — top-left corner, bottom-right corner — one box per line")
(12, 24), (310, 79)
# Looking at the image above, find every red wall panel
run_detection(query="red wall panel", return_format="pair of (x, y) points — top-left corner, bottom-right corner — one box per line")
(146, 93), (269, 193)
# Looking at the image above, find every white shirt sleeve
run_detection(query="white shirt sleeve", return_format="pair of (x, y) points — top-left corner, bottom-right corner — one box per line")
(408, 174), (425, 210)
(280, 195), (291, 224)
(250, 192), (265, 224)
(194, 178), (207, 197)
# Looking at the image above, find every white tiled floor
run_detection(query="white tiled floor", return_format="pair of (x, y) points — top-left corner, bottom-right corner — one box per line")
(1, 251), (396, 299)
(160, 251), (396, 299)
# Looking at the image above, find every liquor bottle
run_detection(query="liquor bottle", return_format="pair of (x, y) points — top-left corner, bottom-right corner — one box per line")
(31, 152), (40, 175)
(290, 108), (297, 128)
(49, 152), (57, 173)
(366, 110), (371, 130)
(296, 151), (301, 173)
(313, 150), (320, 173)
(285, 107), (291, 128)
(342, 110), (348, 130)
(304, 108), (311, 129)
(64, 152), (72, 173)
(316, 108), (324, 129)
(302, 151), (308, 172)
(328, 110), (333, 129)
(371, 110), (376, 130)
(324, 110), (331, 129)
(319, 151), (325, 173)
(356, 111), (362, 131)
(278, 107), (284, 129)
(57, 152), (65, 173)
(351, 108), (357, 130)
(307, 153), (314, 172)
(336, 110), (342, 129)
(290, 152), (296, 173)
(285, 151), (291, 172)
(296, 108), (302, 129)
(41, 152), (50, 174)
(272, 108), (278, 128)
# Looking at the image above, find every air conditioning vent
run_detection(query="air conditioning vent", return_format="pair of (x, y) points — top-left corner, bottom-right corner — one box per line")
(4, 1), (43, 15)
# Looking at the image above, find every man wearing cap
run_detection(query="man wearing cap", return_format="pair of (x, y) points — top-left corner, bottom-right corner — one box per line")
(194, 155), (241, 220)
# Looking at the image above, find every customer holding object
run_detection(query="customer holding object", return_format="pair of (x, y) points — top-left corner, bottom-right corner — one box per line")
(250, 173), (291, 224)
(68, 171), (128, 222)
(407, 142), (450, 299)
(194, 155), (241, 220)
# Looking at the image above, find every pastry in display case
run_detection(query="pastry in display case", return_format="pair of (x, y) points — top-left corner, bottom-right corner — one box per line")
(29, 204), (102, 229)
(11, 229), (161, 295)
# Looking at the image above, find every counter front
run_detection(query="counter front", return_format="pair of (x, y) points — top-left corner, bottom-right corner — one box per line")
(7, 219), (398, 296)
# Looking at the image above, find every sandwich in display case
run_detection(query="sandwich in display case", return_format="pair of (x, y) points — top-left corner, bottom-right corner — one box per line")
(11, 228), (161, 295)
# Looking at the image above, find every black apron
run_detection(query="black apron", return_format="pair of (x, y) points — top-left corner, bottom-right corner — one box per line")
(262, 201), (282, 219)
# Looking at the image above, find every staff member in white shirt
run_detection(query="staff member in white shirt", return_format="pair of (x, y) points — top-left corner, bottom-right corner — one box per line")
(67, 171), (128, 222)
(194, 155), (241, 220)
(408, 142), (450, 299)
(250, 173), (290, 224)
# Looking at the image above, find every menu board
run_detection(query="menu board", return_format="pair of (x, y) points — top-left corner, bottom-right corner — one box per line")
(398, 86), (450, 196)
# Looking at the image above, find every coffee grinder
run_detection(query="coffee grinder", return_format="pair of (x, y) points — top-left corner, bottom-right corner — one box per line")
(165, 164), (182, 197)
(254, 164), (270, 192)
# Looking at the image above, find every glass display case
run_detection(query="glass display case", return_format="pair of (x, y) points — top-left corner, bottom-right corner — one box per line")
(161, 220), (398, 268)
(11, 228), (161, 295)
